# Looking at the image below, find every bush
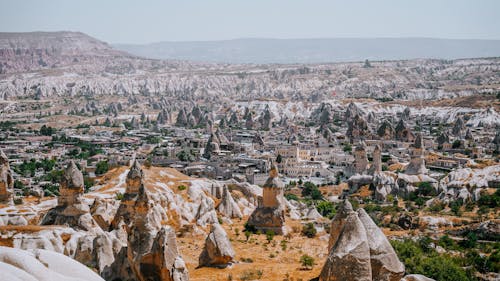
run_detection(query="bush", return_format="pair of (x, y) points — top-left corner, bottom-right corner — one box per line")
(301, 182), (322, 200)
(266, 230), (275, 243)
(95, 161), (109, 175)
(302, 223), (317, 238)
(177, 185), (187, 191)
(300, 254), (315, 270)
(391, 238), (470, 281)
(284, 193), (299, 201)
(316, 201), (336, 218)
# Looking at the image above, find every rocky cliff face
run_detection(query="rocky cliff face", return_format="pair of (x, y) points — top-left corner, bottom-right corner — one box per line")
(0, 31), (133, 74)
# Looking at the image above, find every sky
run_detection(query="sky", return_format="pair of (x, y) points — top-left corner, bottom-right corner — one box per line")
(0, 0), (499, 44)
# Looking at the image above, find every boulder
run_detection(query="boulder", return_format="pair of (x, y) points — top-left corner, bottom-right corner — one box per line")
(199, 223), (235, 267)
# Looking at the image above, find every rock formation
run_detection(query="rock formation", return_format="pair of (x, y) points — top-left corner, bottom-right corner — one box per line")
(328, 199), (353, 251)
(321, 205), (405, 281)
(0, 246), (105, 281)
(0, 149), (14, 204)
(352, 142), (368, 175)
(41, 161), (96, 231)
(320, 211), (372, 281)
(395, 119), (415, 142)
(452, 116), (465, 137)
(247, 163), (286, 234)
(126, 184), (189, 281)
(377, 120), (395, 140)
(111, 160), (143, 229)
(347, 113), (369, 141)
(199, 223), (235, 268)
(405, 133), (428, 175)
(217, 186), (243, 219)
(357, 209), (405, 280)
(369, 144), (382, 175)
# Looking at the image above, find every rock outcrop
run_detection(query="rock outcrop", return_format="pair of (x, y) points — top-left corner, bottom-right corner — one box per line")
(110, 160), (143, 229)
(0, 149), (14, 204)
(247, 164), (286, 234)
(0, 246), (105, 281)
(217, 186), (243, 219)
(199, 223), (235, 267)
(126, 184), (189, 281)
(321, 205), (405, 281)
(320, 212), (372, 281)
(41, 161), (97, 231)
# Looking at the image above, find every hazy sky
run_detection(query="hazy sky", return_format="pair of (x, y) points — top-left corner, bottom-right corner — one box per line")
(1, 0), (499, 44)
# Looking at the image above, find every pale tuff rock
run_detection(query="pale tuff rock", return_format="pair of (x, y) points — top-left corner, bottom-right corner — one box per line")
(357, 209), (405, 281)
(247, 163), (286, 234)
(217, 186), (243, 219)
(0, 149), (14, 204)
(320, 212), (372, 281)
(199, 223), (235, 267)
(0, 246), (105, 281)
(41, 161), (97, 231)
(110, 160), (143, 229)
(405, 133), (428, 175)
(196, 196), (219, 227)
(373, 172), (398, 202)
(327, 199), (353, 251)
(128, 224), (189, 281)
(203, 132), (221, 160)
(90, 198), (119, 230)
(322, 206), (405, 281)
(126, 184), (189, 281)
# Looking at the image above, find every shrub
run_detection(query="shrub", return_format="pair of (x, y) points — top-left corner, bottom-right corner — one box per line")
(316, 201), (336, 218)
(177, 185), (187, 191)
(115, 192), (124, 200)
(95, 160), (109, 175)
(300, 254), (315, 270)
(284, 193), (299, 201)
(266, 230), (275, 243)
(302, 223), (317, 238)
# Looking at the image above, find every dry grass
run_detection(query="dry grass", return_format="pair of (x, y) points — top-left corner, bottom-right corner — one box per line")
(179, 218), (327, 281)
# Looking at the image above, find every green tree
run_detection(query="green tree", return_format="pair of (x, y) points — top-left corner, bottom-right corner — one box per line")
(95, 161), (109, 175)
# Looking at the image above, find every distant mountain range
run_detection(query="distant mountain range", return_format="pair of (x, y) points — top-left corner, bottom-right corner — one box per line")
(115, 38), (500, 64)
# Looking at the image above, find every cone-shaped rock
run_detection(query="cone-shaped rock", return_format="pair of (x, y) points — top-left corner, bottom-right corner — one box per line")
(217, 186), (243, 219)
(328, 199), (353, 251)
(41, 161), (96, 230)
(320, 212), (372, 281)
(199, 223), (235, 267)
(357, 208), (405, 281)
